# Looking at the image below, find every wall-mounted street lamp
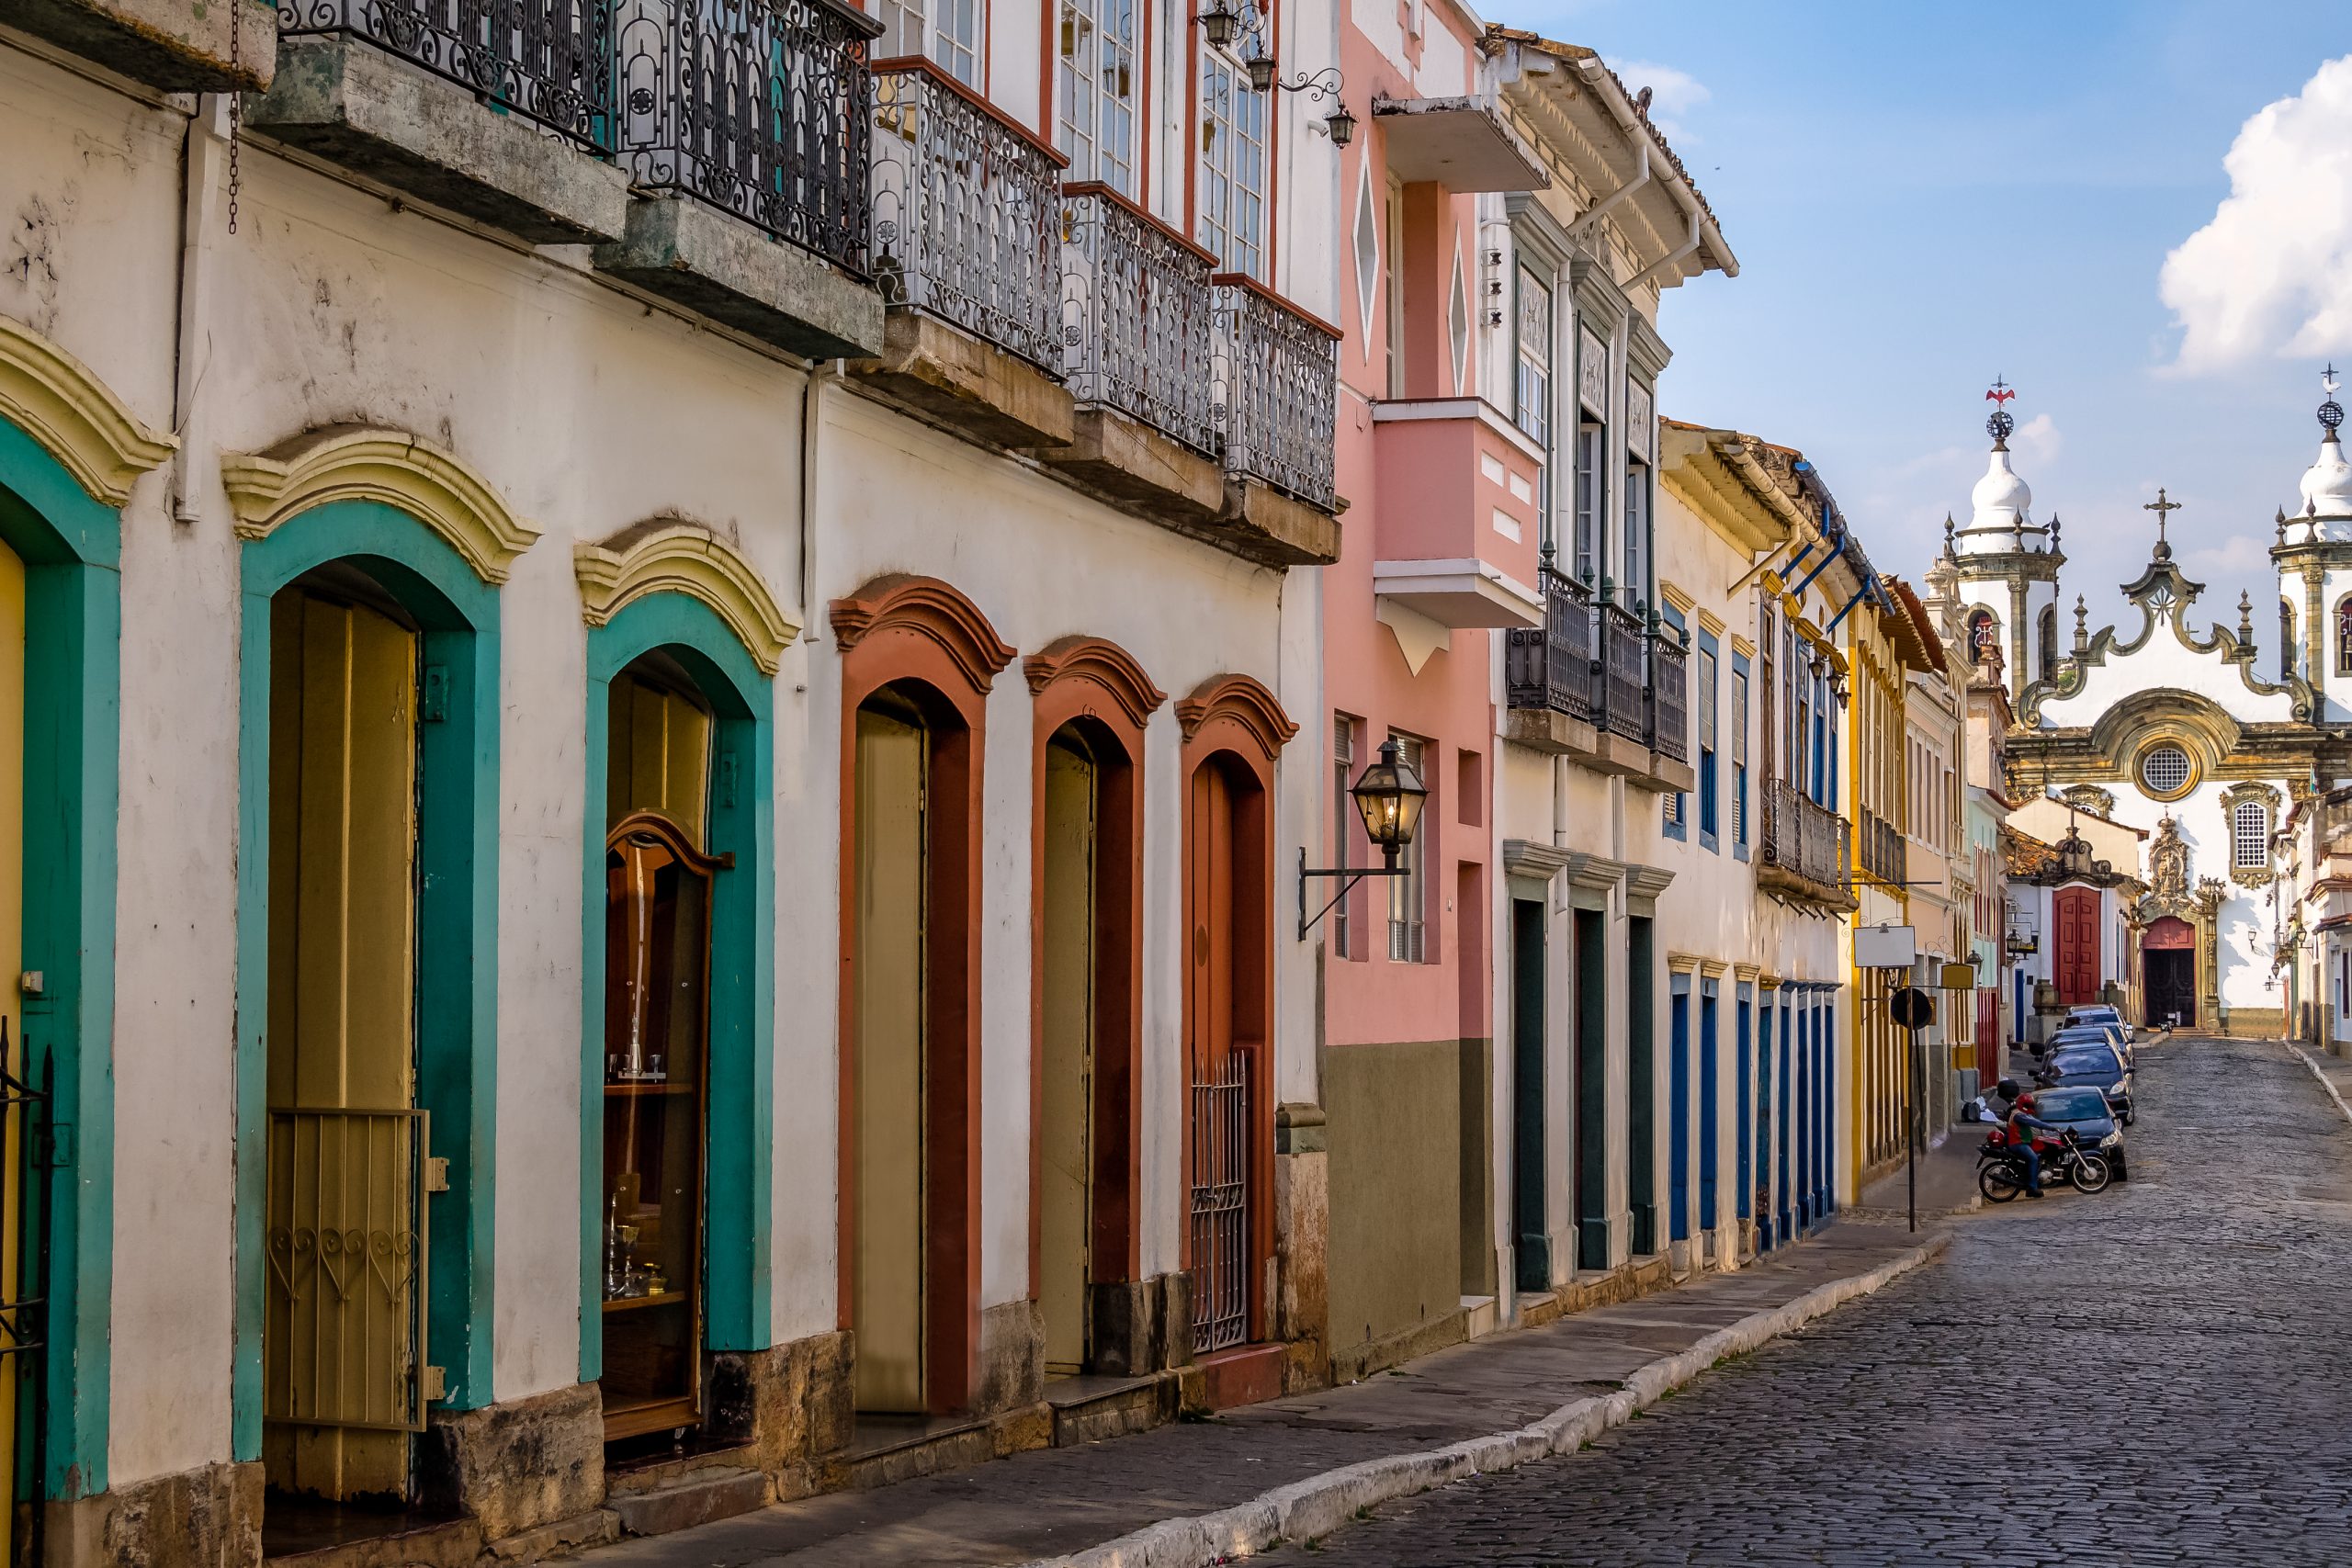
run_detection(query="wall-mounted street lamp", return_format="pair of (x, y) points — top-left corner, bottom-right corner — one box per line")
(1299, 738), (1428, 939)
(1191, 5), (1354, 146)
(1196, 0), (1244, 50)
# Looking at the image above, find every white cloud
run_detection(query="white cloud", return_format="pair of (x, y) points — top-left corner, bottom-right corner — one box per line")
(2162, 55), (2352, 373)
(1608, 59), (1710, 143)
(2182, 531), (2272, 578)
(2012, 412), (2062, 465)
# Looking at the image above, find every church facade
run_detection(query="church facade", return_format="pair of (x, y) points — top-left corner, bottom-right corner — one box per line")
(1936, 390), (2348, 1038)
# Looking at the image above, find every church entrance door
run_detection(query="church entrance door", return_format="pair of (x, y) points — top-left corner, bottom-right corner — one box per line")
(2143, 916), (2196, 1029)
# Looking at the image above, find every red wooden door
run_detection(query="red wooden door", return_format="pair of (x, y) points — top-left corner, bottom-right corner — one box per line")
(1186, 761), (1252, 1352)
(2053, 887), (2099, 1006)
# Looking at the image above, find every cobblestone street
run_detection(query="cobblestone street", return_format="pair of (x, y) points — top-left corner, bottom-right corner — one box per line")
(1257, 1033), (2352, 1567)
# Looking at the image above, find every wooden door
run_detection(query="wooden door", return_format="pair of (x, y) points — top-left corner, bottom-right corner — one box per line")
(1038, 735), (1097, 1375)
(854, 702), (928, 1412)
(1186, 760), (1250, 1353)
(2054, 887), (2099, 1007)
(1510, 899), (1544, 1291)
(263, 587), (422, 1502)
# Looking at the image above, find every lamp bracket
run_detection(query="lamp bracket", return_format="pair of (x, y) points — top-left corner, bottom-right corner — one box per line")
(1297, 846), (1406, 941)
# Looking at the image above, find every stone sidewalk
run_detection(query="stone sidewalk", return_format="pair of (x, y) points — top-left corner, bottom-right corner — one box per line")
(577, 1224), (1946, 1568)
(2289, 1037), (2352, 1122)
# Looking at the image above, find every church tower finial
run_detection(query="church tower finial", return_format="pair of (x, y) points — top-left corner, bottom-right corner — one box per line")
(2144, 487), (2181, 560)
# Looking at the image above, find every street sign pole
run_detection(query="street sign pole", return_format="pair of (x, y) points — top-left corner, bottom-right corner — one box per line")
(1884, 976), (1937, 1235)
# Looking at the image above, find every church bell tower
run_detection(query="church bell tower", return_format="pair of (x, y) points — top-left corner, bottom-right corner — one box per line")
(1939, 381), (2064, 704)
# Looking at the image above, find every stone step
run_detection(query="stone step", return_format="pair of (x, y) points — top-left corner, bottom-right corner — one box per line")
(605, 1466), (768, 1540)
(263, 1516), (481, 1568)
(1045, 1371), (1182, 1447)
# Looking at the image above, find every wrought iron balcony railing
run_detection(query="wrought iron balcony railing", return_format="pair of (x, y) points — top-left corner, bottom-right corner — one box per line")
(1649, 630), (1690, 763)
(1212, 276), (1339, 513)
(871, 58), (1065, 370)
(1761, 780), (1851, 896)
(1505, 568), (1596, 721)
(1060, 184), (1218, 457)
(1858, 810), (1907, 886)
(1595, 597), (1646, 745)
(280, 0), (611, 148)
(615, 0), (876, 273)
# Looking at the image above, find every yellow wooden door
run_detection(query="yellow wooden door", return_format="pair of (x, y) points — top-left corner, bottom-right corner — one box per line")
(263, 588), (422, 1501)
(0, 538), (25, 1563)
(1038, 735), (1095, 1375)
(853, 703), (926, 1412)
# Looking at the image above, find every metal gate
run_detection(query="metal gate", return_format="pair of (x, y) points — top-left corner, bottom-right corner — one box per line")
(264, 1109), (428, 1432)
(1188, 1047), (1250, 1353)
(0, 1020), (52, 1568)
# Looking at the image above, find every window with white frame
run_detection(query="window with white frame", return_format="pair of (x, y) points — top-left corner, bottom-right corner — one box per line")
(1332, 714), (1360, 958)
(1515, 269), (1551, 450)
(1057, 0), (1136, 192)
(1573, 424), (1601, 583)
(1732, 659), (1749, 852)
(1387, 733), (1429, 962)
(1623, 456), (1649, 602)
(882, 0), (983, 85)
(2233, 797), (2269, 869)
(1198, 19), (1269, 280)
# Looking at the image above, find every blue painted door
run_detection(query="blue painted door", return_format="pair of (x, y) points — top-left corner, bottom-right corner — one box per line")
(1735, 991), (1752, 1225)
(1699, 984), (1719, 1235)
(1776, 998), (1793, 1243)
(1669, 977), (1691, 1242)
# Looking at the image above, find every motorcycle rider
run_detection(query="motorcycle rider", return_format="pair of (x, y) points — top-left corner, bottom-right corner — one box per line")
(2004, 1090), (2058, 1198)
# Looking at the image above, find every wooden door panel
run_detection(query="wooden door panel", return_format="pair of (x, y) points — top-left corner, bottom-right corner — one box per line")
(1039, 739), (1096, 1373)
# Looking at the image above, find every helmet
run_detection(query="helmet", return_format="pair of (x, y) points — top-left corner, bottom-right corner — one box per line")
(2017, 1092), (2036, 1110)
(1995, 1078), (2020, 1101)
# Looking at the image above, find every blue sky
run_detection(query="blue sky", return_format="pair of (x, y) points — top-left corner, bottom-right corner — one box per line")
(1479, 0), (2352, 637)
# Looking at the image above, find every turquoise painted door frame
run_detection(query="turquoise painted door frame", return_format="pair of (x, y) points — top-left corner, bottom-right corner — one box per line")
(581, 592), (775, 1382)
(0, 419), (123, 1501)
(232, 499), (503, 1458)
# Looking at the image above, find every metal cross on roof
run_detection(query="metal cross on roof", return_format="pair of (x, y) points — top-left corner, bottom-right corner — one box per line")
(2144, 487), (2181, 551)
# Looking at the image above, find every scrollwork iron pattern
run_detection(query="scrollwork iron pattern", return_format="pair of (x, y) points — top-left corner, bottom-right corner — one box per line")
(616, 0), (873, 271)
(1596, 600), (1646, 743)
(1211, 282), (1338, 511)
(279, 0), (610, 149)
(1504, 567), (1595, 721)
(871, 66), (1062, 369)
(1060, 191), (1217, 457)
(1762, 779), (1850, 894)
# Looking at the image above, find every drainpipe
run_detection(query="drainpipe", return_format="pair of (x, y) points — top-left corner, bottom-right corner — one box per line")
(1625, 202), (1702, 294)
(797, 361), (841, 642)
(170, 95), (231, 524)
(1566, 143), (1648, 243)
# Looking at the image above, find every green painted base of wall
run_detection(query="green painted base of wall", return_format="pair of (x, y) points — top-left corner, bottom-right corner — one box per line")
(1326, 1039), (1464, 1366)
(1457, 1035), (1493, 1296)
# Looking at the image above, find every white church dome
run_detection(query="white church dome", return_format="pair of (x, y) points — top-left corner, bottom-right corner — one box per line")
(1970, 446), (2032, 528)
(2298, 430), (2352, 520)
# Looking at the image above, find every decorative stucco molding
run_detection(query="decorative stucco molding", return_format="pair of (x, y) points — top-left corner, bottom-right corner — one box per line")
(1501, 839), (1573, 882)
(575, 521), (797, 676)
(1022, 636), (1169, 729)
(0, 313), (175, 506)
(220, 425), (539, 583)
(829, 573), (1016, 692)
(1175, 672), (1298, 760)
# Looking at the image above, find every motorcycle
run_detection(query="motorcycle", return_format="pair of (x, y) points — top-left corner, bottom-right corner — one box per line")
(1977, 1125), (2109, 1201)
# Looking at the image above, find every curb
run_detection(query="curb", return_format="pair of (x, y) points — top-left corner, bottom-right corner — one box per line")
(2288, 1043), (2352, 1125)
(1024, 1234), (1951, 1568)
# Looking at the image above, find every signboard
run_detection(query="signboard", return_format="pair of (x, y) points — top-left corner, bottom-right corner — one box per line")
(1940, 962), (1977, 991)
(1854, 923), (1917, 970)
(1950, 1043), (1976, 1071)
(1888, 986), (1935, 1031)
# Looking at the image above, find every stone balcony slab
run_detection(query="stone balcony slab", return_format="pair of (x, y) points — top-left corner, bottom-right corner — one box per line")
(1634, 751), (1697, 795)
(1033, 408), (1225, 527)
(594, 197), (884, 362)
(849, 310), (1075, 452)
(1501, 706), (1600, 759)
(9, 0), (275, 91)
(1204, 476), (1340, 570)
(244, 38), (629, 244)
(1578, 731), (1651, 780)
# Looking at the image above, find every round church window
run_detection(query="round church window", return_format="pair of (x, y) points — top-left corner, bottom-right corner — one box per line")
(2140, 744), (2194, 799)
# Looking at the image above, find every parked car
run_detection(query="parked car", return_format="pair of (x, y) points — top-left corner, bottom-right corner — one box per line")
(2024, 1084), (2127, 1179)
(2065, 1004), (2135, 1045)
(2050, 1021), (2134, 1071)
(2035, 1041), (2134, 1124)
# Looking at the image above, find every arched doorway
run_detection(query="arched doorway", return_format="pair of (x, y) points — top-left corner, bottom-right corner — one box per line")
(2143, 915), (2196, 1028)
(1177, 674), (1292, 1383)
(832, 577), (1012, 1421)
(1025, 636), (1159, 1379)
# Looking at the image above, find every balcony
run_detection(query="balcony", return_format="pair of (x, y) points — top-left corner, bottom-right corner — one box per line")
(854, 57), (1075, 448)
(1643, 629), (1694, 794)
(1758, 781), (1857, 913)
(1036, 183), (1228, 527)
(1367, 399), (1544, 632)
(1503, 569), (1597, 755)
(254, 0), (631, 242)
(1858, 810), (1907, 886)
(14, 0), (273, 92)
(594, 0), (887, 358)
(1208, 276), (1342, 567)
